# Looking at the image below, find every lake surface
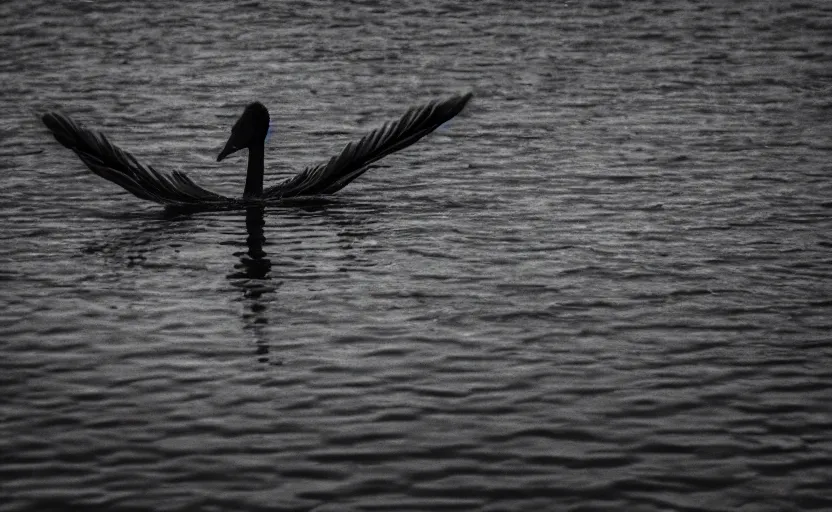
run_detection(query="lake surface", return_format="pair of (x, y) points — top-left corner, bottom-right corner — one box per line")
(1, 1), (831, 510)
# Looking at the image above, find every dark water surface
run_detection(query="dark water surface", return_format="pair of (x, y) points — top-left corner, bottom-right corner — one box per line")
(2, 1), (832, 510)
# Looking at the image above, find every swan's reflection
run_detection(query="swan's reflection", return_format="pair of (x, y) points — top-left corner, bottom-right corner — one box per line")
(226, 199), (382, 363)
(228, 206), (277, 363)
(77, 200), (382, 365)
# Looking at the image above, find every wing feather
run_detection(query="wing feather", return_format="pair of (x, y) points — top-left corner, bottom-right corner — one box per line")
(42, 112), (230, 207)
(263, 92), (472, 200)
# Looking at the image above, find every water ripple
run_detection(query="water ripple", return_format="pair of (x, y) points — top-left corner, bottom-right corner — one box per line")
(2, 0), (832, 510)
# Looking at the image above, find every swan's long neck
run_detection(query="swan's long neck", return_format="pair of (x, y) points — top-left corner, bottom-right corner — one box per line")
(243, 141), (265, 199)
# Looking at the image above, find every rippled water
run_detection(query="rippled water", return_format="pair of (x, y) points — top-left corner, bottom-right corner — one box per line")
(2, 1), (831, 510)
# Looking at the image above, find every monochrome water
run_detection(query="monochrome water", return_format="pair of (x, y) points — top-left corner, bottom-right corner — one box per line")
(1, 1), (830, 510)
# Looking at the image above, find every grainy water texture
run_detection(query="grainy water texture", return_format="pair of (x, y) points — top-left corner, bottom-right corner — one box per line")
(1, 0), (831, 510)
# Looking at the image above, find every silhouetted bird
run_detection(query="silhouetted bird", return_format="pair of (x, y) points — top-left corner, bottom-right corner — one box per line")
(42, 93), (472, 210)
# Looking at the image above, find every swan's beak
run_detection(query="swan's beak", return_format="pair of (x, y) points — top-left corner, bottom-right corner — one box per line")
(217, 132), (245, 162)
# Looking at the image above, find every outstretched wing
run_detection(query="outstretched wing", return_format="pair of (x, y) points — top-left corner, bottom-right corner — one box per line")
(263, 92), (472, 200)
(42, 112), (231, 207)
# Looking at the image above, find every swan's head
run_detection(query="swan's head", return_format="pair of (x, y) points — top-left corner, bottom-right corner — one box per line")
(217, 102), (271, 162)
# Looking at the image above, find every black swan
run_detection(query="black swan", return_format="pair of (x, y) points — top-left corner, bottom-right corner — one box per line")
(41, 92), (472, 210)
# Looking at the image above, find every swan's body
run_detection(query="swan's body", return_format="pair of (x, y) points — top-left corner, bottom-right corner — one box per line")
(42, 93), (472, 210)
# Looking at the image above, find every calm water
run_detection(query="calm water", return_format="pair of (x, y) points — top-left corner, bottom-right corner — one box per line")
(2, 1), (831, 510)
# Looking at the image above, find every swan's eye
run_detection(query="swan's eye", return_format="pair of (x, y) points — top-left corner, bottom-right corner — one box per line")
(265, 121), (272, 143)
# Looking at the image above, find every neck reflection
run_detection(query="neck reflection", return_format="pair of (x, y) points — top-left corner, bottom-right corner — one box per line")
(229, 206), (275, 363)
